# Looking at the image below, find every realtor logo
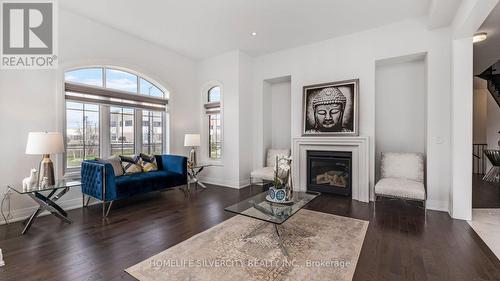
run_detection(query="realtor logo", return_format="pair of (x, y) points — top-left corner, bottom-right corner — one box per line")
(1, 1), (58, 68)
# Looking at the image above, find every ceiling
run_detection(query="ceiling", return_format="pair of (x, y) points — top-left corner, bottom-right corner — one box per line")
(474, 1), (500, 75)
(60, 0), (432, 60)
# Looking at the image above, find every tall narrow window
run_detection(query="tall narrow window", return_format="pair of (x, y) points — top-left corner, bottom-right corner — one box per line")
(110, 107), (135, 156)
(205, 86), (222, 159)
(142, 110), (163, 154)
(66, 102), (100, 168)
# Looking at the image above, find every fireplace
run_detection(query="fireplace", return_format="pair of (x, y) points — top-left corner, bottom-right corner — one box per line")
(307, 150), (352, 196)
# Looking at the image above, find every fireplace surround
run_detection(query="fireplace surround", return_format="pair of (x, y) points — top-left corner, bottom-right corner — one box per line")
(292, 137), (370, 202)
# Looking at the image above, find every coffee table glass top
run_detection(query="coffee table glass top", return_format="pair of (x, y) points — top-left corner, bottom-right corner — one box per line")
(8, 179), (81, 194)
(224, 191), (320, 224)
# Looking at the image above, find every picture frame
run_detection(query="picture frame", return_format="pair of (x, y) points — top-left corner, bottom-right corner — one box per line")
(302, 79), (359, 136)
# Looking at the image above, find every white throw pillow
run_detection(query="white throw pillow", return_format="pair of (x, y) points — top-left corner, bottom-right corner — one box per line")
(381, 152), (424, 182)
(266, 149), (290, 168)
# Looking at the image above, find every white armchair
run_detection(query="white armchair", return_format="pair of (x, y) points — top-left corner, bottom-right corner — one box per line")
(375, 152), (426, 209)
(250, 149), (290, 184)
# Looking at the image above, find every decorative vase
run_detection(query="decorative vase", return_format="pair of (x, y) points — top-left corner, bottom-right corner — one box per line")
(267, 156), (293, 204)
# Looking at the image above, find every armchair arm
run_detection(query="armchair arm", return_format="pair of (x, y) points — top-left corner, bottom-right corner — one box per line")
(156, 155), (187, 176)
(81, 161), (117, 201)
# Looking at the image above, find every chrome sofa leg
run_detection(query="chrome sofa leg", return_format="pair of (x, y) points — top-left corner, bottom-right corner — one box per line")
(105, 201), (114, 217)
(84, 196), (91, 207)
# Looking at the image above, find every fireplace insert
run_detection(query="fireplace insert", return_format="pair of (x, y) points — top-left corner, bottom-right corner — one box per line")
(307, 150), (352, 196)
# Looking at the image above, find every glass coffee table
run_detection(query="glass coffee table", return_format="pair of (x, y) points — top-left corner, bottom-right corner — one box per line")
(7, 179), (81, 234)
(224, 191), (320, 256)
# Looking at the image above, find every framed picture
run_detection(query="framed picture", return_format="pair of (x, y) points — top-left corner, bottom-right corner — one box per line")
(302, 79), (359, 136)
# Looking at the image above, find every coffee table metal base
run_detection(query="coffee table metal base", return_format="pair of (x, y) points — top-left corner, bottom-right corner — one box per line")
(245, 222), (289, 256)
(21, 187), (72, 235)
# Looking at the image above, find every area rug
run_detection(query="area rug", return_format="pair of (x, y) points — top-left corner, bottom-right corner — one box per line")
(126, 209), (368, 281)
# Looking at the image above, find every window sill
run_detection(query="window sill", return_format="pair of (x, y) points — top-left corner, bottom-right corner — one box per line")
(64, 170), (81, 180)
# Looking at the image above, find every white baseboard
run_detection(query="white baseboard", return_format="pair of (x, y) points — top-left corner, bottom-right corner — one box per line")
(197, 176), (250, 189)
(425, 199), (449, 212)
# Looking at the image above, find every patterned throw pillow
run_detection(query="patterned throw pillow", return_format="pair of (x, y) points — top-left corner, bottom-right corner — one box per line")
(120, 155), (143, 174)
(139, 153), (158, 172)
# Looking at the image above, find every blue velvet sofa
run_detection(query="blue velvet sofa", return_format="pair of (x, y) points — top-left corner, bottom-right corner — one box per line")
(81, 154), (187, 217)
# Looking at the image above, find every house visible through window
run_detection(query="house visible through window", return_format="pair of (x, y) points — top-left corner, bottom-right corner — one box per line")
(205, 86), (222, 159)
(63, 67), (169, 172)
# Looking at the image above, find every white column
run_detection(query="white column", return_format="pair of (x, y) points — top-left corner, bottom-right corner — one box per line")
(450, 37), (473, 220)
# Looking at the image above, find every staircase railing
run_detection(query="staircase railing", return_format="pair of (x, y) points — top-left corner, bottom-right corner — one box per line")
(473, 143), (487, 175)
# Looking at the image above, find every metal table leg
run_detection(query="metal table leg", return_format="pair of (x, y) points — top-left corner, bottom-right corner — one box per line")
(244, 222), (289, 257)
(274, 224), (289, 257)
(22, 188), (72, 235)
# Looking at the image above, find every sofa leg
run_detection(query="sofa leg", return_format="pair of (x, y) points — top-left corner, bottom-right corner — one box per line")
(84, 196), (91, 207)
(82, 194), (85, 208)
(102, 202), (106, 218)
(105, 201), (114, 217)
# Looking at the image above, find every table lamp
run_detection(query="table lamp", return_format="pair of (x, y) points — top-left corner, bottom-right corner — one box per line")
(184, 134), (200, 167)
(26, 132), (64, 187)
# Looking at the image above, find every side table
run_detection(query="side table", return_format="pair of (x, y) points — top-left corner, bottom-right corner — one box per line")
(7, 179), (81, 234)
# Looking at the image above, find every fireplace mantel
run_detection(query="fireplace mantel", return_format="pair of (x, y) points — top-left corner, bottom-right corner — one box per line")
(292, 137), (370, 202)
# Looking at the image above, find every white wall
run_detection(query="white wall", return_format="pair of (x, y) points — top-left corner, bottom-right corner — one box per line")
(195, 50), (253, 188)
(251, 19), (452, 211)
(0, 9), (198, 224)
(375, 58), (427, 181)
(271, 81), (292, 150)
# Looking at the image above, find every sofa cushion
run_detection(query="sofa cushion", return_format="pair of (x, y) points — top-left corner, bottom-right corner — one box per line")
(96, 155), (124, 177)
(114, 171), (185, 198)
(120, 155), (143, 174)
(375, 177), (426, 201)
(139, 153), (158, 172)
(251, 167), (275, 181)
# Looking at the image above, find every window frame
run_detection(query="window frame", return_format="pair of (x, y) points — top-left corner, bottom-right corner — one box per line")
(64, 102), (101, 170)
(202, 83), (223, 164)
(62, 66), (170, 176)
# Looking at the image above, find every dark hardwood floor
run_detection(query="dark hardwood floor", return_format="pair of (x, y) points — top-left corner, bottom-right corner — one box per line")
(473, 173), (500, 208)
(0, 184), (499, 281)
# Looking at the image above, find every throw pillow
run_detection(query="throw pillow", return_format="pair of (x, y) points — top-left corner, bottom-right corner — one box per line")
(96, 155), (125, 177)
(139, 153), (158, 172)
(120, 155), (143, 174)
(107, 155), (125, 176)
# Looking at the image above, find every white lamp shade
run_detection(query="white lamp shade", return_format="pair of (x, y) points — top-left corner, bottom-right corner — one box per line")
(26, 132), (65, 155)
(184, 134), (200, 147)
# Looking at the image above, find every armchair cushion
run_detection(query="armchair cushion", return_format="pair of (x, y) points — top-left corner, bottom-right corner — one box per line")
(375, 178), (425, 201)
(266, 149), (290, 168)
(251, 167), (275, 181)
(381, 152), (424, 182)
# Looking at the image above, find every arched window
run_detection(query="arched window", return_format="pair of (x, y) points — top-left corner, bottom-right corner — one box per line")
(64, 67), (168, 171)
(204, 86), (222, 159)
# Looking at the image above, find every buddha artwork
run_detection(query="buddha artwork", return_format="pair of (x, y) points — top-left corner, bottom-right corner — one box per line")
(303, 79), (359, 136)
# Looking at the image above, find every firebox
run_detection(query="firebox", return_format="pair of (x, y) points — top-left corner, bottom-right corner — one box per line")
(306, 150), (352, 196)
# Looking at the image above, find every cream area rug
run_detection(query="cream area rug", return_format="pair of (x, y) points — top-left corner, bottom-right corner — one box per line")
(126, 209), (368, 281)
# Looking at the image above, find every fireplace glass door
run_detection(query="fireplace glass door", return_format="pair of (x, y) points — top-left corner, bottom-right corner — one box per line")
(307, 150), (352, 196)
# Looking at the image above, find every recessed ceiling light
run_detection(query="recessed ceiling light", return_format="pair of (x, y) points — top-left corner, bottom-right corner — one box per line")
(473, 32), (487, 43)
(251, 32), (257, 36)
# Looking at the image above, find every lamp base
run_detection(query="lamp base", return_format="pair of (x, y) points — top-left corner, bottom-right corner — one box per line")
(38, 154), (55, 187)
(189, 147), (197, 167)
